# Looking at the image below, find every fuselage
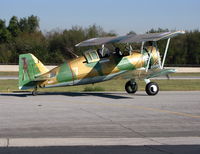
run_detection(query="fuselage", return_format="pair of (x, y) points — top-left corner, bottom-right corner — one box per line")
(39, 46), (160, 88)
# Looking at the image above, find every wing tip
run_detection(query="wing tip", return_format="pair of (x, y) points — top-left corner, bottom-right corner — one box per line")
(177, 30), (186, 34)
(75, 43), (80, 47)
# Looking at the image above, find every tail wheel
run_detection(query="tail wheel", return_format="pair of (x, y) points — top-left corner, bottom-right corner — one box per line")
(125, 80), (138, 94)
(32, 90), (38, 96)
(145, 82), (159, 96)
(32, 87), (38, 96)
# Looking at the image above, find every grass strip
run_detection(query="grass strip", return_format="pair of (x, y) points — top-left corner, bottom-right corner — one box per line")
(0, 79), (200, 92)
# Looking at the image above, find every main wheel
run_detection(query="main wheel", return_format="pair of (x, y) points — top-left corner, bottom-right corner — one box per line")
(145, 82), (159, 96)
(125, 80), (138, 94)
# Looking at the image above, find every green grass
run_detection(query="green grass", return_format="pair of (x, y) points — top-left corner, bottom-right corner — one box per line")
(1, 79), (200, 92)
(0, 72), (18, 76)
(0, 80), (18, 92)
(84, 86), (105, 91)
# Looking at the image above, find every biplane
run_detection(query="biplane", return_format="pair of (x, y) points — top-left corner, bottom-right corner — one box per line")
(18, 30), (185, 95)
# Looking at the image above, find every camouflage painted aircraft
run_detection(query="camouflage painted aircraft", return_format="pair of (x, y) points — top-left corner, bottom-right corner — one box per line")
(19, 30), (185, 95)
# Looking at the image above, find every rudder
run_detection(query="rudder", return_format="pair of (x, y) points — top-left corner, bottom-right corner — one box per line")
(19, 53), (49, 90)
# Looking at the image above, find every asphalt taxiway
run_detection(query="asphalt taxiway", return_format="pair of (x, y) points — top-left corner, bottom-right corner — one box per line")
(0, 91), (200, 153)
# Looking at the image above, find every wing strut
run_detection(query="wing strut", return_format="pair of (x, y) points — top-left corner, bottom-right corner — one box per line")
(129, 44), (133, 55)
(140, 41), (145, 54)
(153, 41), (162, 69)
(101, 44), (105, 56)
(145, 53), (152, 72)
(161, 38), (171, 69)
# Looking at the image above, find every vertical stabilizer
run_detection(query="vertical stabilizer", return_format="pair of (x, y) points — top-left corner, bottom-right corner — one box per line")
(19, 53), (49, 90)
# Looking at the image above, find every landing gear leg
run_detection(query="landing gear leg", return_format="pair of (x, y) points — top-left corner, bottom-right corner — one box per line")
(32, 87), (38, 96)
(125, 79), (138, 94)
(144, 79), (159, 96)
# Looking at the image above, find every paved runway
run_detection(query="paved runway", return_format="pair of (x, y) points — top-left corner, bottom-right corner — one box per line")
(0, 91), (200, 153)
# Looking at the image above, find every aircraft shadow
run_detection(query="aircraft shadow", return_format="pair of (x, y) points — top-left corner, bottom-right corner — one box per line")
(0, 145), (200, 154)
(0, 91), (134, 99)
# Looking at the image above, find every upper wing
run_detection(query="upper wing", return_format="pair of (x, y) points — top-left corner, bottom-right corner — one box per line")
(75, 31), (185, 47)
(119, 31), (185, 43)
(75, 36), (126, 47)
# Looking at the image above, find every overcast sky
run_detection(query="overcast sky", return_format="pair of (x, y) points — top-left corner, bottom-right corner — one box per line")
(1, 0), (200, 35)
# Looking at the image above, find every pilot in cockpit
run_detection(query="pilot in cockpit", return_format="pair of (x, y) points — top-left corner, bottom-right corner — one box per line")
(115, 47), (123, 57)
(97, 47), (110, 58)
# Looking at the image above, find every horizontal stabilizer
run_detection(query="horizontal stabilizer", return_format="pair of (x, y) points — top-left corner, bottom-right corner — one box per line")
(19, 53), (49, 90)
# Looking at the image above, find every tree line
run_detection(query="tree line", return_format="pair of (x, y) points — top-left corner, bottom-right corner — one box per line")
(0, 15), (199, 66)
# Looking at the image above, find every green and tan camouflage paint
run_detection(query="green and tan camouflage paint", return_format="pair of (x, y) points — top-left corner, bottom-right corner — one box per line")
(19, 46), (160, 90)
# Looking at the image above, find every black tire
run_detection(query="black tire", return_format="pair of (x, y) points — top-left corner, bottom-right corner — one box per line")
(125, 81), (138, 94)
(32, 90), (38, 96)
(145, 82), (159, 96)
